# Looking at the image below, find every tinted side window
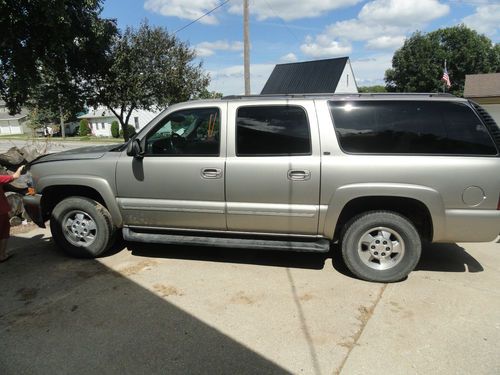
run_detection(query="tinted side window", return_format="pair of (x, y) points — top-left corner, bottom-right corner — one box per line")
(236, 105), (311, 156)
(329, 101), (497, 155)
(145, 108), (220, 156)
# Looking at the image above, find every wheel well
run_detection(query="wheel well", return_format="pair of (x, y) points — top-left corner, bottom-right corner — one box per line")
(334, 196), (433, 242)
(41, 185), (107, 220)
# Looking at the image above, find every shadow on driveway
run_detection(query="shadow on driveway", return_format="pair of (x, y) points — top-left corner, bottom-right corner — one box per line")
(129, 240), (483, 279)
(128, 242), (329, 271)
(416, 242), (483, 273)
(1, 234), (289, 375)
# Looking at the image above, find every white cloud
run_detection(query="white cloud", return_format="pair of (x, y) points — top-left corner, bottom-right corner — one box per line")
(327, 20), (405, 41)
(300, 35), (352, 57)
(350, 54), (393, 86)
(144, 0), (221, 25)
(366, 36), (406, 50)
(228, 0), (361, 21)
(145, 0), (362, 24)
(280, 53), (298, 63)
(208, 64), (275, 95)
(195, 40), (244, 57)
(358, 0), (449, 27)
(463, 4), (500, 36)
(304, 0), (449, 54)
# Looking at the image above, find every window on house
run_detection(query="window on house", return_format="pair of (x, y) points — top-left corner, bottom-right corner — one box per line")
(236, 105), (311, 156)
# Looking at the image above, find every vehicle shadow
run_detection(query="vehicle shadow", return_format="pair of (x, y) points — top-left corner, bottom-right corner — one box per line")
(415, 242), (483, 273)
(127, 241), (329, 270)
(1, 234), (290, 374)
(111, 238), (485, 278)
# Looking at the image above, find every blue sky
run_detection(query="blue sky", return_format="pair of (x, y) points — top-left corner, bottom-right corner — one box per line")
(102, 0), (500, 95)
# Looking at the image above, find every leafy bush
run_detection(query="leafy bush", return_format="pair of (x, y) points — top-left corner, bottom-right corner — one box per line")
(79, 119), (90, 136)
(111, 121), (120, 138)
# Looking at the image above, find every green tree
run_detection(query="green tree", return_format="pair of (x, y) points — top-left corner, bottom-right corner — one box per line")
(111, 121), (120, 138)
(358, 85), (387, 93)
(79, 119), (90, 136)
(90, 22), (210, 141)
(196, 88), (224, 99)
(385, 25), (500, 96)
(0, 0), (117, 114)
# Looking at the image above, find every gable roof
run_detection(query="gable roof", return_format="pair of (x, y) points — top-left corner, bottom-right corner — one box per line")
(464, 73), (500, 98)
(261, 57), (349, 95)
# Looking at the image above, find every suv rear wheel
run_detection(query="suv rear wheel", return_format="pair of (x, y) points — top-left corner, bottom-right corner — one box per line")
(341, 211), (421, 282)
(50, 197), (116, 258)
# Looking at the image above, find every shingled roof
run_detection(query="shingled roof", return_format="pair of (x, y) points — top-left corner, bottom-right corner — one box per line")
(261, 57), (350, 95)
(464, 73), (500, 98)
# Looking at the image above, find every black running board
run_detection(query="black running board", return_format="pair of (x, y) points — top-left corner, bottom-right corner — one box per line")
(123, 228), (330, 253)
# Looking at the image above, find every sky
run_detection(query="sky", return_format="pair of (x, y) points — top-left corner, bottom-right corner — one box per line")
(102, 0), (500, 95)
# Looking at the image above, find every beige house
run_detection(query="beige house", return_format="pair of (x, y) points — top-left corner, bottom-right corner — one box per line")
(0, 100), (29, 135)
(464, 73), (500, 124)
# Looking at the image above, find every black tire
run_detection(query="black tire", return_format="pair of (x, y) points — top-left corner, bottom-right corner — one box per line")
(50, 196), (116, 258)
(341, 211), (421, 282)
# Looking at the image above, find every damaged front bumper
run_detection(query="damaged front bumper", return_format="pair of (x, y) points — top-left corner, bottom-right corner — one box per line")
(22, 194), (46, 228)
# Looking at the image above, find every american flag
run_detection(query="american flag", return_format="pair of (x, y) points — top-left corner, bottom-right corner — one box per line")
(441, 67), (451, 88)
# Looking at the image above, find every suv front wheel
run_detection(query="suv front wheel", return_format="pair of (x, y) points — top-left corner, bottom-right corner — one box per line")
(50, 197), (116, 258)
(341, 211), (422, 282)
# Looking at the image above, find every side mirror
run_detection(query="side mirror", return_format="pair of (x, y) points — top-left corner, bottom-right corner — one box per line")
(126, 139), (144, 158)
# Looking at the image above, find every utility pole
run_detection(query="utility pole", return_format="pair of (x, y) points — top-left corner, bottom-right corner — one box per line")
(243, 0), (250, 95)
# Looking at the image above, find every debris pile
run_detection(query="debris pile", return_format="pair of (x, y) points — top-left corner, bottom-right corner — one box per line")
(0, 146), (44, 225)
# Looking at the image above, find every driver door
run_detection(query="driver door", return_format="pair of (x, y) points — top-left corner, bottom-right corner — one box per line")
(115, 104), (227, 230)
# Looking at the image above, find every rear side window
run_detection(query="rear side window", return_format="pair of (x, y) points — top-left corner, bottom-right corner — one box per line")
(329, 101), (497, 155)
(236, 105), (311, 156)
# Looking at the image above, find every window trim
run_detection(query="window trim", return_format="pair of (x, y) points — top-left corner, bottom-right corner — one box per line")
(143, 107), (222, 157)
(328, 100), (499, 157)
(235, 104), (312, 157)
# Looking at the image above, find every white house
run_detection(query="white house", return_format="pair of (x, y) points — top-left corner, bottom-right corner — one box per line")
(78, 106), (162, 137)
(0, 100), (30, 135)
(464, 73), (500, 125)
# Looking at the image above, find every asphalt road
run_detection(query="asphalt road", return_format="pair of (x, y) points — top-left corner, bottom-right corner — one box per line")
(1, 227), (499, 374)
(0, 138), (120, 154)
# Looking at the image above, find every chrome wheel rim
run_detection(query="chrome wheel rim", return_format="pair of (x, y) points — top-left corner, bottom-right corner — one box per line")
(357, 226), (405, 271)
(62, 210), (97, 247)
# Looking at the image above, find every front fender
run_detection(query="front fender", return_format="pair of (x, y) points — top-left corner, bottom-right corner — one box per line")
(37, 175), (123, 227)
(322, 183), (446, 240)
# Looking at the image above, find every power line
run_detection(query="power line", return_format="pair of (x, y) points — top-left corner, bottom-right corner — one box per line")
(174, 0), (232, 34)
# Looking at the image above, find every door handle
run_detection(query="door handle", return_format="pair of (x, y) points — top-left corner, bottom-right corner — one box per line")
(287, 170), (311, 181)
(201, 168), (222, 179)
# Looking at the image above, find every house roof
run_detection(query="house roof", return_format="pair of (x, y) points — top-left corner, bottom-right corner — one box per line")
(261, 57), (349, 95)
(0, 101), (28, 121)
(464, 73), (500, 98)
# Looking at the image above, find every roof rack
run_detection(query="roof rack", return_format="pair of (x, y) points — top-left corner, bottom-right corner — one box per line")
(221, 92), (456, 100)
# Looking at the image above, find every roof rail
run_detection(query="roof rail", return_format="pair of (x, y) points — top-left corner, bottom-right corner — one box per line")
(221, 92), (456, 100)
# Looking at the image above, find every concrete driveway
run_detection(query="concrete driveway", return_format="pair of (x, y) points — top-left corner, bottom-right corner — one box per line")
(1, 227), (499, 374)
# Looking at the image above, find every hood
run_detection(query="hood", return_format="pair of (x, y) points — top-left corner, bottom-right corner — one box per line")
(31, 143), (124, 165)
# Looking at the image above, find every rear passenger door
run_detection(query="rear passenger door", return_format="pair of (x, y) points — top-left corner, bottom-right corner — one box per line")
(225, 101), (321, 235)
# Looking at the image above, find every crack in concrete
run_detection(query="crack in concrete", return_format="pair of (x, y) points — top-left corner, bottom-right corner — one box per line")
(335, 283), (387, 375)
(286, 268), (322, 375)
